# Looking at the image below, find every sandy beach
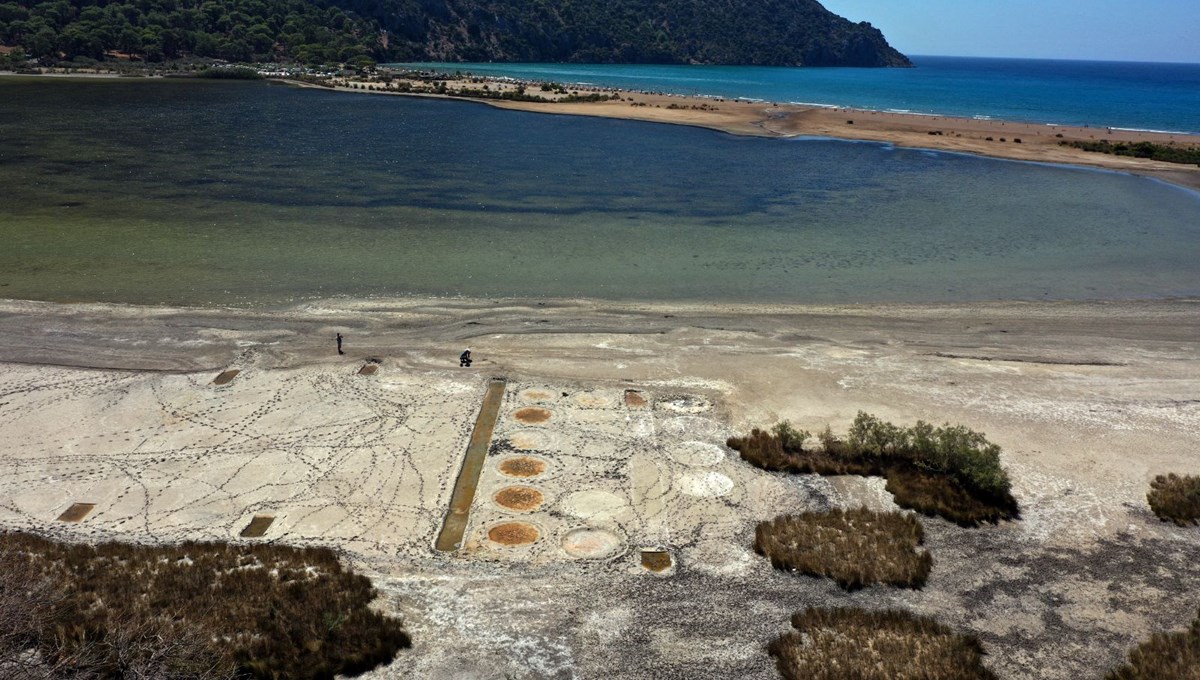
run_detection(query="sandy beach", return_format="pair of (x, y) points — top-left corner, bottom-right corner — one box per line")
(2, 295), (1199, 678)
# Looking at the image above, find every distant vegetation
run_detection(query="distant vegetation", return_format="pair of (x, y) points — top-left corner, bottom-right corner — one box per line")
(1147, 473), (1200, 526)
(1063, 140), (1200, 166)
(0, 0), (383, 66)
(728, 413), (1019, 526)
(0, 532), (410, 679)
(1106, 609), (1200, 679)
(769, 607), (997, 680)
(755, 508), (932, 590)
(0, 0), (909, 67)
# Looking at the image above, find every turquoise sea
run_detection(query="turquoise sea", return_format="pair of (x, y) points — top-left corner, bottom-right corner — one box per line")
(398, 56), (1200, 134)
(1, 75), (1199, 306)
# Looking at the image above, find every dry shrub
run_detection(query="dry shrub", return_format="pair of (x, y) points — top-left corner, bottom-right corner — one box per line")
(0, 531), (410, 679)
(727, 426), (881, 477)
(1147, 474), (1200, 526)
(728, 413), (1019, 527)
(1106, 609), (1200, 679)
(754, 509), (931, 590)
(769, 607), (997, 680)
(886, 467), (1018, 527)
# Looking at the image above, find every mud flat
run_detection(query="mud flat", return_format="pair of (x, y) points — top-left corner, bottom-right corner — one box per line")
(1, 296), (1199, 678)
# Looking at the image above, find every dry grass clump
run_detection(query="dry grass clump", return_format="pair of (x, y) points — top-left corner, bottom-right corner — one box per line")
(769, 607), (997, 680)
(1147, 474), (1200, 526)
(754, 509), (931, 590)
(0, 531), (410, 679)
(1106, 609), (1200, 679)
(728, 414), (1019, 526)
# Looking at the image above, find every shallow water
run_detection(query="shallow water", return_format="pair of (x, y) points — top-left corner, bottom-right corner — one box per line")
(1, 77), (1199, 306)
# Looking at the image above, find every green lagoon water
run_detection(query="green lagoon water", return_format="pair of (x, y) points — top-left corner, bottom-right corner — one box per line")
(2, 77), (1199, 306)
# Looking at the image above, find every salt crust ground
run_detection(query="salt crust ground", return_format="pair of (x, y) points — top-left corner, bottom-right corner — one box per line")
(1, 297), (1198, 679)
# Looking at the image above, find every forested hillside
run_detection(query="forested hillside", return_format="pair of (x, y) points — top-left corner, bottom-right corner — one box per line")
(0, 0), (909, 67)
(364, 0), (910, 66)
(0, 0), (382, 64)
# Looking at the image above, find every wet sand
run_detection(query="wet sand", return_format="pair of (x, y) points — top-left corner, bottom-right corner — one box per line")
(2, 296), (1199, 678)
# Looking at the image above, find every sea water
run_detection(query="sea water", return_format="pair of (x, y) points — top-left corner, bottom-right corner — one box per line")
(1, 77), (1198, 306)
(396, 56), (1200, 134)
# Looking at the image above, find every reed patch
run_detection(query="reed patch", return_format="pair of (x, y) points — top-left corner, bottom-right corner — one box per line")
(1106, 608), (1200, 679)
(755, 509), (931, 590)
(769, 607), (996, 680)
(1146, 473), (1200, 526)
(0, 531), (410, 679)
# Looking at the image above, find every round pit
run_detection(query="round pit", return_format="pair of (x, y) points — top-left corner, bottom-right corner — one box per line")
(498, 455), (548, 478)
(507, 429), (552, 451)
(561, 489), (629, 521)
(572, 391), (615, 409)
(561, 527), (625, 560)
(514, 407), (552, 425)
(494, 486), (545, 512)
(488, 522), (540, 547)
(668, 441), (727, 467)
(519, 389), (556, 403)
(657, 395), (712, 414)
(677, 471), (735, 498)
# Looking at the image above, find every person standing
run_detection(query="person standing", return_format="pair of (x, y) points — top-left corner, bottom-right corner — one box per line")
(336, 333), (344, 355)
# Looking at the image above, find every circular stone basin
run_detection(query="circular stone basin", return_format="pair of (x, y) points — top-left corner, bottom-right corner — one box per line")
(661, 415), (724, 438)
(519, 388), (556, 403)
(513, 407), (552, 425)
(561, 489), (628, 521)
(488, 522), (540, 547)
(572, 391), (615, 409)
(657, 395), (712, 414)
(507, 429), (553, 451)
(561, 527), (624, 560)
(498, 455), (548, 478)
(668, 441), (727, 467)
(677, 471), (735, 498)
(494, 486), (545, 512)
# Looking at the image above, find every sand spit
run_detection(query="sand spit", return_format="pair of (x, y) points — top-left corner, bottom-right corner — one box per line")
(2, 297), (1199, 678)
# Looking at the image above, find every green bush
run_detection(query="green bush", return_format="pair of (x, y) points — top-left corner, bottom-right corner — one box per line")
(728, 412), (1018, 526)
(1063, 140), (1200, 166)
(769, 607), (997, 680)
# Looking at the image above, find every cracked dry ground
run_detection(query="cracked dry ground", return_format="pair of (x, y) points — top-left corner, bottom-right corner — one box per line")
(2, 359), (1200, 679)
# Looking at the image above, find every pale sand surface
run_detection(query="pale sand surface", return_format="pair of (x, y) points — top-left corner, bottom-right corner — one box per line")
(2, 296), (1199, 678)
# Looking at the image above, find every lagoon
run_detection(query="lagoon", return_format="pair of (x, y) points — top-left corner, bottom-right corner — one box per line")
(2, 77), (1199, 306)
